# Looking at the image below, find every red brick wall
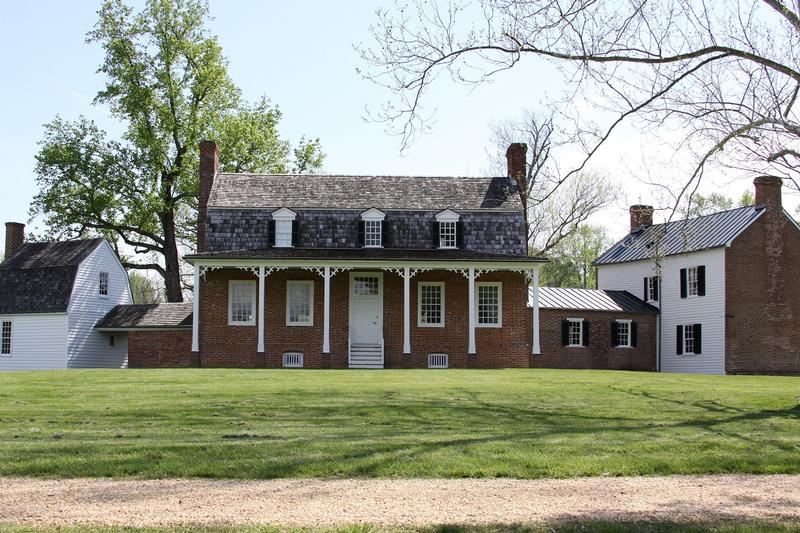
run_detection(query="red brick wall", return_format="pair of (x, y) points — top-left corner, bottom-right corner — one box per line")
(725, 208), (800, 374)
(196, 268), (531, 368)
(128, 330), (193, 368)
(533, 309), (657, 371)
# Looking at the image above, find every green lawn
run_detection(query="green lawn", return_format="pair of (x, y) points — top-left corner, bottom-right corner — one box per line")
(0, 368), (798, 479)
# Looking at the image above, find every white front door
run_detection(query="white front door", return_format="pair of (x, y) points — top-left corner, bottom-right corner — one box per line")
(349, 273), (383, 345)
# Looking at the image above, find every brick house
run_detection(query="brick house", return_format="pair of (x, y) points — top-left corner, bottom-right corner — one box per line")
(596, 176), (800, 375)
(175, 140), (550, 369)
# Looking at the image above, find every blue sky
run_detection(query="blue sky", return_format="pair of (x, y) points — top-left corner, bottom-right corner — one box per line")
(0, 0), (785, 240)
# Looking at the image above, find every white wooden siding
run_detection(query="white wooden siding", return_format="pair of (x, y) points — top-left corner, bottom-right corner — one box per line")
(67, 241), (132, 368)
(597, 247), (726, 374)
(0, 313), (68, 370)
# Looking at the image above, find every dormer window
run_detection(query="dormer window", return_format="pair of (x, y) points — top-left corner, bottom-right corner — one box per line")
(434, 209), (461, 249)
(271, 208), (297, 248)
(359, 208), (386, 248)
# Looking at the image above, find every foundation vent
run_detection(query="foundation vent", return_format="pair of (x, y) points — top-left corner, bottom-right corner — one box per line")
(282, 352), (304, 368)
(427, 353), (449, 369)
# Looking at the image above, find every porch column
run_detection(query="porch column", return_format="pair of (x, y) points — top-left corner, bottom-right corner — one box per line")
(403, 267), (411, 354)
(257, 266), (265, 353)
(192, 264), (200, 352)
(468, 267), (476, 354)
(323, 266), (331, 353)
(532, 268), (541, 355)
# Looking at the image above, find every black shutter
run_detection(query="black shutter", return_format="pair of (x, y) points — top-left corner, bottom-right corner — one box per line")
(653, 277), (659, 301)
(697, 265), (706, 296)
(561, 320), (569, 346)
(582, 321), (591, 346)
(694, 324), (702, 354)
(381, 220), (390, 248)
(267, 220), (276, 247)
(643, 277), (649, 301)
(611, 321), (618, 347)
(291, 220), (300, 247)
(358, 221), (365, 247)
(456, 220), (465, 248)
(676, 325), (684, 355)
(631, 322), (638, 347)
(431, 220), (440, 249)
(680, 268), (687, 298)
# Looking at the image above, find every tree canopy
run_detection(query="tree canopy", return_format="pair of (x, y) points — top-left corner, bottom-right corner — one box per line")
(32, 0), (324, 302)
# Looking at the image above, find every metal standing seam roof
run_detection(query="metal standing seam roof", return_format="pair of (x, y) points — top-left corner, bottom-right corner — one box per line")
(594, 205), (766, 265)
(0, 238), (104, 314)
(95, 303), (193, 330)
(207, 174), (523, 211)
(531, 287), (658, 313)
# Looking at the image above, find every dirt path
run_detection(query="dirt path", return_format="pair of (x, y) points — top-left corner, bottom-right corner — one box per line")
(1, 475), (798, 527)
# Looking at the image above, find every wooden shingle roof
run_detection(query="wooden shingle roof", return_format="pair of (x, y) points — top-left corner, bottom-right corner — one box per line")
(96, 303), (193, 330)
(207, 174), (522, 211)
(0, 239), (103, 314)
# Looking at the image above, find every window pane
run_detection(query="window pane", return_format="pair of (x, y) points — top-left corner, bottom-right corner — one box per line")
(568, 320), (582, 345)
(354, 276), (379, 296)
(420, 284), (443, 324)
(99, 272), (109, 296)
(275, 219), (293, 247)
(230, 282), (254, 324)
(1, 321), (10, 355)
(439, 221), (456, 248)
(288, 283), (312, 324)
(687, 267), (698, 296)
(617, 321), (630, 346)
(477, 285), (499, 325)
(364, 220), (382, 247)
(684, 324), (695, 353)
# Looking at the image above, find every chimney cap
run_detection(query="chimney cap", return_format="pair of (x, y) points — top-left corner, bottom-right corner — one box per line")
(753, 175), (783, 186)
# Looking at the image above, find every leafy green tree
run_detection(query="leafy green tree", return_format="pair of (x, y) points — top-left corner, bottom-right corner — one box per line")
(129, 272), (164, 304)
(31, 0), (324, 302)
(541, 225), (611, 288)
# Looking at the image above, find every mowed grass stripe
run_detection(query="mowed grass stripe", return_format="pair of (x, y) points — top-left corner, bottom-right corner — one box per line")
(0, 368), (798, 479)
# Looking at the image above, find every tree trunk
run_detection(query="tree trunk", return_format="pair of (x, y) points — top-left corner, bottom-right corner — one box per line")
(160, 210), (184, 303)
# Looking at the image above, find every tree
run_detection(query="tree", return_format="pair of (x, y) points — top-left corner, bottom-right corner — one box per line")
(32, 0), (324, 302)
(129, 272), (164, 304)
(540, 225), (610, 288)
(488, 109), (616, 254)
(682, 193), (734, 218)
(362, 0), (800, 215)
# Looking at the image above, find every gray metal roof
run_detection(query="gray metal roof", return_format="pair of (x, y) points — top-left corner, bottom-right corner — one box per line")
(207, 174), (522, 211)
(532, 287), (658, 313)
(95, 303), (193, 330)
(0, 239), (104, 314)
(595, 205), (765, 265)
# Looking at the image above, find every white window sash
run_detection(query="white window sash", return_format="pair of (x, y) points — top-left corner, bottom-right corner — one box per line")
(0, 320), (12, 356)
(417, 282), (445, 327)
(438, 221), (457, 249)
(228, 280), (257, 326)
(99, 272), (109, 297)
(364, 220), (383, 247)
(475, 282), (502, 328)
(616, 319), (632, 348)
(275, 219), (293, 248)
(567, 317), (583, 347)
(286, 280), (314, 326)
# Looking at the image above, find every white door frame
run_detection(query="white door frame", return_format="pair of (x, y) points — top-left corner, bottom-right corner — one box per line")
(348, 272), (384, 345)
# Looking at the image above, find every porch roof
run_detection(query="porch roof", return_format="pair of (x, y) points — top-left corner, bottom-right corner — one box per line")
(185, 247), (547, 264)
(95, 303), (193, 331)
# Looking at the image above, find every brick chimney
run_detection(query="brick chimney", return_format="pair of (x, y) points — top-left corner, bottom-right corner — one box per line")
(4, 222), (25, 260)
(754, 175), (782, 212)
(506, 143), (527, 185)
(197, 140), (219, 253)
(629, 205), (654, 232)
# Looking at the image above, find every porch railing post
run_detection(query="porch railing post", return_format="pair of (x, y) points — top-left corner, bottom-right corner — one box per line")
(192, 264), (200, 352)
(532, 267), (541, 355)
(323, 266), (331, 353)
(257, 265), (265, 353)
(403, 266), (411, 354)
(468, 267), (476, 354)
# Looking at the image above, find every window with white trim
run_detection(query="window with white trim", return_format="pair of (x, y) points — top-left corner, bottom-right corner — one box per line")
(275, 219), (293, 247)
(647, 276), (659, 302)
(684, 324), (695, 354)
(687, 267), (699, 296)
(616, 320), (632, 348)
(438, 221), (457, 249)
(286, 280), (314, 326)
(99, 271), (109, 297)
(418, 282), (444, 327)
(364, 220), (382, 247)
(567, 318), (583, 347)
(476, 282), (502, 327)
(1, 320), (11, 355)
(228, 280), (256, 326)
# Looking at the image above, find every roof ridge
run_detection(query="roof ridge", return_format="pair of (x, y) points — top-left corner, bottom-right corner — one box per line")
(216, 173), (506, 180)
(649, 204), (759, 229)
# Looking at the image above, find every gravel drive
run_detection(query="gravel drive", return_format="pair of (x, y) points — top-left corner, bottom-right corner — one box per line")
(1, 475), (798, 527)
